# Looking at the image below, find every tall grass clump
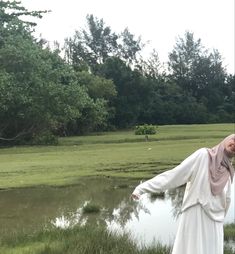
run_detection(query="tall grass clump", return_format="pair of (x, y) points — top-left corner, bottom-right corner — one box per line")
(82, 203), (101, 214)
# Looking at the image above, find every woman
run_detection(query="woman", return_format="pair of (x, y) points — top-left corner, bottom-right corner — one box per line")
(131, 134), (235, 254)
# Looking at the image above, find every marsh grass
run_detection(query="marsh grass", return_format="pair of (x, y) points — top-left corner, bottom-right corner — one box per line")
(1, 224), (234, 254)
(0, 226), (171, 254)
(0, 124), (233, 189)
(222, 224), (235, 254)
(224, 245), (235, 254)
(224, 224), (235, 241)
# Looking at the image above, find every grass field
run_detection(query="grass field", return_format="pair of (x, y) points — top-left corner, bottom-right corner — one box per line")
(0, 123), (234, 189)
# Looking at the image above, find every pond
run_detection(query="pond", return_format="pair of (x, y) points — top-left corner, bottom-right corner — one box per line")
(0, 177), (234, 247)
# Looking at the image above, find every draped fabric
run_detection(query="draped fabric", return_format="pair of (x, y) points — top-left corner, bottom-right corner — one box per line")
(207, 134), (235, 195)
(172, 204), (223, 254)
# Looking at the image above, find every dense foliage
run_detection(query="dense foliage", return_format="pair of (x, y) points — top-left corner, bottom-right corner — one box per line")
(0, 1), (234, 144)
(135, 124), (157, 135)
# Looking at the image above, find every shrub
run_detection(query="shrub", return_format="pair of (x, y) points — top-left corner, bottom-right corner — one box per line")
(135, 124), (157, 135)
(82, 203), (101, 214)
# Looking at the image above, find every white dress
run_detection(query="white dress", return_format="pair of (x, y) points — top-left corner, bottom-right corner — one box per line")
(132, 148), (231, 254)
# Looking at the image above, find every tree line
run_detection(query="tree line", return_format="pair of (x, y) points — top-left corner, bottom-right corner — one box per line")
(0, 1), (234, 145)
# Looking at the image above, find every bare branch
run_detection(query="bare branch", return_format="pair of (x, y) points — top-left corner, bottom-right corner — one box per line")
(0, 125), (35, 141)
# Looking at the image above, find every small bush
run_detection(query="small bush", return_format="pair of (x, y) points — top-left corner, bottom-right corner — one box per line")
(135, 124), (157, 135)
(82, 203), (101, 214)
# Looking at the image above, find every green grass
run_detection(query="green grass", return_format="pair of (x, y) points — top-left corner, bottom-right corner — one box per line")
(0, 123), (233, 189)
(59, 123), (233, 145)
(1, 224), (235, 254)
(0, 225), (171, 254)
(224, 223), (235, 241)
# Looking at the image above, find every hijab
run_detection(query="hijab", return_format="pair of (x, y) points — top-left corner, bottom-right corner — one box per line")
(207, 134), (235, 195)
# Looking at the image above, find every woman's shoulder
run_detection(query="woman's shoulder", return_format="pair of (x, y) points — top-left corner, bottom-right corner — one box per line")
(182, 148), (208, 164)
(197, 147), (208, 154)
(191, 147), (209, 158)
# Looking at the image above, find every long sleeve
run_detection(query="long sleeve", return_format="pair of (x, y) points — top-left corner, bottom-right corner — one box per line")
(132, 148), (203, 197)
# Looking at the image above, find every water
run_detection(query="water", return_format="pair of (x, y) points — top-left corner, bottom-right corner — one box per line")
(0, 177), (234, 246)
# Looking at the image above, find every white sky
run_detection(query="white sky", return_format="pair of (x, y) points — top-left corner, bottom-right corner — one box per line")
(20, 0), (234, 74)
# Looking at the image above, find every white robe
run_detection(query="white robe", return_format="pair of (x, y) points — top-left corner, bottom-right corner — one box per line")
(132, 148), (231, 254)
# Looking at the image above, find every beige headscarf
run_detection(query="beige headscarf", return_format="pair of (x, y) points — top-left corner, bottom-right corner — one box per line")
(207, 134), (235, 195)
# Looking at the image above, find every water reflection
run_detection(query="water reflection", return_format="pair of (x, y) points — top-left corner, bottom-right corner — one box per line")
(0, 177), (234, 246)
(107, 189), (180, 246)
(52, 203), (86, 229)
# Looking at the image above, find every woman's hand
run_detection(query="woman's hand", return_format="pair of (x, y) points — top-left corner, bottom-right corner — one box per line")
(130, 193), (140, 200)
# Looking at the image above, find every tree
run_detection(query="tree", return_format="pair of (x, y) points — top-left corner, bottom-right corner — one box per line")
(64, 15), (144, 73)
(168, 31), (228, 120)
(99, 57), (154, 128)
(190, 49), (226, 112)
(137, 49), (163, 79)
(0, 1), (110, 143)
(168, 31), (204, 94)
(64, 14), (118, 72)
(66, 71), (117, 134)
(0, 0), (47, 37)
(118, 27), (143, 66)
(75, 71), (117, 100)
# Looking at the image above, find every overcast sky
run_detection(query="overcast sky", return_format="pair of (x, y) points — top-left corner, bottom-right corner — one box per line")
(20, 0), (234, 74)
